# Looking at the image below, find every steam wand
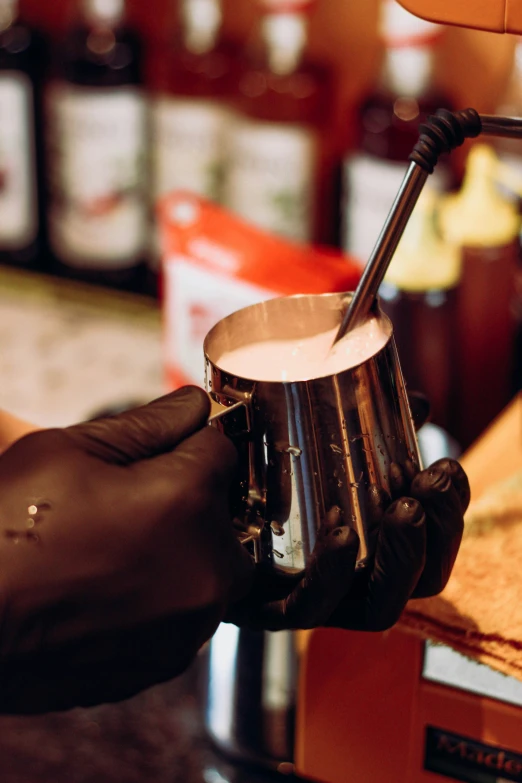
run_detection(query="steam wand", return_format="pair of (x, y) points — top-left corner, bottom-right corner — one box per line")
(333, 109), (522, 345)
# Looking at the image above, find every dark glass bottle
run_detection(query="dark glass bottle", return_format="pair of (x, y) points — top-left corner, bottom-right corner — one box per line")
(224, 0), (336, 245)
(379, 187), (461, 433)
(153, 0), (237, 202)
(342, 0), (453, 264)
(439, 145), (519, 448)
(0, 0), (47, 270)
(47, 0), (148, 291)
(494, 39), (522, 394)
(150, 0), (238, 296)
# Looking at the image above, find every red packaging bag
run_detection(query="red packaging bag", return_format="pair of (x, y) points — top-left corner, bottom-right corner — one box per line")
(158, 192), (361, 389)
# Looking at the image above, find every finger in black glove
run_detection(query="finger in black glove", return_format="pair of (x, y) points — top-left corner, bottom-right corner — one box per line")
(227, 458), (469, 633)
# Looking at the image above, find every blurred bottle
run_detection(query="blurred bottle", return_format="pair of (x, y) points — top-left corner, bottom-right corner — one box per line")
(47, 0), (148, 291)
(439, 145), (519, 448)
(224, 0), (336, 245)
(380, 187), (460, 433)
(150, 0), (238, 293)
(494, 40), (522, 394)
(342, 0), (453, 265)
(0, 0), (47, 269)
(495, 40), (522, 177)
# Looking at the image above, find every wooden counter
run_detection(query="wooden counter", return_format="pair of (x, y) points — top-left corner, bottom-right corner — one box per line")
(461, 394), (522, 501)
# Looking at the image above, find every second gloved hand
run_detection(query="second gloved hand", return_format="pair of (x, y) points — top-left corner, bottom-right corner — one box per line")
(227, 457), (470, 633)
(0, 387), (253, 714)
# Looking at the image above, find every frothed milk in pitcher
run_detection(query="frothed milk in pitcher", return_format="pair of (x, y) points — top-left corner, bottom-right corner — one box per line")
(217, 315), (389, 381)
(205, 292), (421, 573)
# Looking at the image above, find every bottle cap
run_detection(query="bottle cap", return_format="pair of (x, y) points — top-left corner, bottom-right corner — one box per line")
(380, 0), (443, 47)
(262, 11), (308, 74)
(385, 186), (461, 291)
(83, 0), (125, 24)
(439, 144), (521, 248)
(181, 0), (222, 54)
(258, 0), (316, 14)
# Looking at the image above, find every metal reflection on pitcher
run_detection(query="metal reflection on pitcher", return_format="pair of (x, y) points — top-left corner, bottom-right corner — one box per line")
(205, 292), (421, 573)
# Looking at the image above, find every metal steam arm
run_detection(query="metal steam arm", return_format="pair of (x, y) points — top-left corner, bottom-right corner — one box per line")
(334, 109), (522, 345)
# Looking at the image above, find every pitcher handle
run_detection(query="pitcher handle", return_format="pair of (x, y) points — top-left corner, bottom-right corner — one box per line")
(207, 393), (267, 558)
(209, 398), (251, 430)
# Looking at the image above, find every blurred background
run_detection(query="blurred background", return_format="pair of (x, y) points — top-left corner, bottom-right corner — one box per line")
(1, 0), (521, 449)
(0, 2), (522, 781)
(18, 0), (520, 114)
(2, 0), (520, 286)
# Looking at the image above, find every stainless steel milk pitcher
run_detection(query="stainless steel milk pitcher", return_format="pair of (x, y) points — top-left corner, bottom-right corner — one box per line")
(204, 292), (421, 573)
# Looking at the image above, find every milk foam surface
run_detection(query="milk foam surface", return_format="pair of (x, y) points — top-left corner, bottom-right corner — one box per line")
(217, 315), (390, 381)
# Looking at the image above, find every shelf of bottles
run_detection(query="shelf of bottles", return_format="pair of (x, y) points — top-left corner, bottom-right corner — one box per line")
(0, 0), (336, 289)
(0, 0), (521, 448)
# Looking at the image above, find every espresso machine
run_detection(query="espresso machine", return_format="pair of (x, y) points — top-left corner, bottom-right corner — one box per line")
(202, 2), (522, 780)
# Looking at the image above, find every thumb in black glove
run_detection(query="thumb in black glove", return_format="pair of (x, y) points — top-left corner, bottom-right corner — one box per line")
(0, 387), (253, 714)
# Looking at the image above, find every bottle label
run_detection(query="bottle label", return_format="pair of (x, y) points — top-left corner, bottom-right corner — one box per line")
(48, 83), (147, 268)
(225, 119), (316, 243)
(0, 72), (38, 249)
(153, 97), (232, 203)
(343, 154), (447, 264)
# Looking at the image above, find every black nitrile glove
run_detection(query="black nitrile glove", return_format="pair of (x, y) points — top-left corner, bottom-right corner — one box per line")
(227, 458), (469, 632)
(226, 391), (470, 632)
(0, 387), (253, 714)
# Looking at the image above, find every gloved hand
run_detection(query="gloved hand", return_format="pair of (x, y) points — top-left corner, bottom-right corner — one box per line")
(0, 387), (253, 714)
(226, 393), (470, 632)
(227, 458), (469, 632)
